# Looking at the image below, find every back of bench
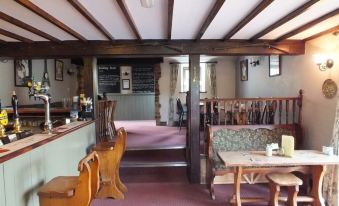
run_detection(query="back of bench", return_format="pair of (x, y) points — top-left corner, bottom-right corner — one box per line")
(207, 124), (303, 163)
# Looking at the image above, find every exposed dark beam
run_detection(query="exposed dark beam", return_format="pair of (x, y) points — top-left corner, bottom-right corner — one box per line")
(0, 11), (61, 42)
(0, 28), (34, 43)
(15, 0), (87, 42)
(276, 8), (339, 41)
(0, 40), (305, 58)
(250, 0), (320, 40)
(168, 0), (174, 39)
(116, 0), (141, 40)
(67, 0), (114, 41)
(196, 0), (225, 40)
(304, 25), (339, 41)
(223, 0), (273, 40)
(0, 39), (6, 44)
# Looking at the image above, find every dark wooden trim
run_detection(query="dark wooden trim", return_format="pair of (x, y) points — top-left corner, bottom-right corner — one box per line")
(167, 0), (174, 39)
(116, 0), (141, 40)
(0, 40), (305, 57)
(250, 0), (320, 40)
(0, 120), (96, 164)
(196, 0), (225, 40)
(0, 39), (6, 43)
(0, 28), (34, 43)
(223, 0), (273, 40)
(67, 0), (114, 41)
(276, 8), (339, 42)
(0, 11), (61, 42)
(304, 25), (339, 42)
(15, 0), (87, 42)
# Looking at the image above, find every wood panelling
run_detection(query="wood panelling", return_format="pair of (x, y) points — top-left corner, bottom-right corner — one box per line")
(0, 40), (305, 57)
(15, 0), (87, 42)
(0, 11), (61, 42)
(250, 0), (320, 40)
(108, 94), (155, 120)
(223, 0), (273, 40)
(116, 0), (141, 40)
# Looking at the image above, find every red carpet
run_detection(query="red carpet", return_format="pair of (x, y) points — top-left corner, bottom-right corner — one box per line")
(115, 120), (186, 149)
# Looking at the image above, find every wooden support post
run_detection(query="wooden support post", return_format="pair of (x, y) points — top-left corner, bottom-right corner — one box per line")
(188, 54), (200, 183)
(82, 57), (98, 118)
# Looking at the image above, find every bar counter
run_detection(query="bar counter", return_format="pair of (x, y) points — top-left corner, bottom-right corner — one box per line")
(0, 120), (96, 206)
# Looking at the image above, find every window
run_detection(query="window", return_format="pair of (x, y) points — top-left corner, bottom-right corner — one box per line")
(180, 63), (206, 92)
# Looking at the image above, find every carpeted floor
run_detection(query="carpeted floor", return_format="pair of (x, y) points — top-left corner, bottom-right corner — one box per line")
(115, 120), (186, 149)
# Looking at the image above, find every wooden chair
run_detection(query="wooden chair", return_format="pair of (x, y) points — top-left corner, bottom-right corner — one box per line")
(94, 127), (127, 199)
(38, 151), (100, 206)
(266, 173), (303, 206)
(98, 100), (117, 142)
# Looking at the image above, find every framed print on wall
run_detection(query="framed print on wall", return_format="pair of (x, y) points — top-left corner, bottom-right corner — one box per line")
(55, 59), (64, 81)
(240, 59), (248, 81)
(269, 55), (281, 77)
(14, 59), (32, 87)
(122, 79), (130, 90)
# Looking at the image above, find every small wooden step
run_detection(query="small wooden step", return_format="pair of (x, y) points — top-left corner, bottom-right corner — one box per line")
(121, 161), (187, 168)
(127, 145), (186, 151)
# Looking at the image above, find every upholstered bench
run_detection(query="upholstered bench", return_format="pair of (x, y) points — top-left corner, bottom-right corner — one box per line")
(207, 124), (303, 200)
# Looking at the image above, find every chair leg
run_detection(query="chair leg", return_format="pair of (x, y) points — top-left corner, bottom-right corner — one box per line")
(287, 185), (299, 206)
(179, 113), (183, 131)
(268, 182), (280, 206)
(210, 176), (216, 200)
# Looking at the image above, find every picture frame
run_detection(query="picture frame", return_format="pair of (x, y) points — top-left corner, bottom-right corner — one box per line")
(122, 79), (130, 90)
(55, 59), (64, 81)
(14, 59), (32, 87)
(269, 55), (281, 77)
(240, 59), (248, 81)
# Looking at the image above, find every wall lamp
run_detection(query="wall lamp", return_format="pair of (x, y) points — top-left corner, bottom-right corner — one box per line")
(314, 54), (334, 71)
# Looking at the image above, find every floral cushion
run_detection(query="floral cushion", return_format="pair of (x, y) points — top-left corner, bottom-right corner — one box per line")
(212, 128), (294, 171)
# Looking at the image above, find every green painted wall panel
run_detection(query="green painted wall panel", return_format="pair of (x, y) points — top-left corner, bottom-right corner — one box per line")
(0, 164), (5, 206)
(30, 147), (46, 206)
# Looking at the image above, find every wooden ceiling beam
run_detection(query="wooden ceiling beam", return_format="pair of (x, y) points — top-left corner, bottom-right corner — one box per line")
(116, 0), (141, 40)
(15, 0), (87, 42)
(276, 8), (339, 41)
(304, 25), (339, 41)
(0, 11), (61, 42)
(0, 39), (6, 44)
(223, 0), (273, 40)
(0, 40), (305, 57)
(0, 28), (34, 43)
(196, 0), (225, 40)
(67, 0), (114, 41)
(250, 0), (319, 40)
(167, 0), (174, 39)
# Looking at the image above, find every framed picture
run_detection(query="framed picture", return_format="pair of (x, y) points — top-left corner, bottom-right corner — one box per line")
(122, 79), (130, 90)
(240, 59), (248, 81)
(55, 59), (64, 81)
(269, 55), (281, 77)
(14, 59), (32, 87)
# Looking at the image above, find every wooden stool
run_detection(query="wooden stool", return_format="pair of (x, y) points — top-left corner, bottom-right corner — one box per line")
(266, 173), (303, 206)
(38, 151), (100, 206)
(94, 127), (127, 199)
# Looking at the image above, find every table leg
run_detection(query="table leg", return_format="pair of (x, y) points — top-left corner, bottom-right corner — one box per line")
(232, 166), (243, 206)
(310, 165), (326, 206)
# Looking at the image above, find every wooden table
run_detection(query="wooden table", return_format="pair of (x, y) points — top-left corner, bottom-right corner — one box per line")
(218, 150), (339, 206)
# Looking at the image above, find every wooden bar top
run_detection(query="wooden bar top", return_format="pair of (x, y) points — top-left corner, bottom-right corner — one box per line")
(0, 120), (95, 164)
(5, 108), (70, 114)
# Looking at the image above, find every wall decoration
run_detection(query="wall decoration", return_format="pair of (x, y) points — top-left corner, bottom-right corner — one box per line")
(132, 66), (154, 93)
(55, 59), (64, 81)
(14, 59), (32, 87)
(269, 55), (281, 77)
(322, 79), (337, 98)
(122, 79), (130, 90)
(240, 59), (248, 81)
(98, 65), (120, 93)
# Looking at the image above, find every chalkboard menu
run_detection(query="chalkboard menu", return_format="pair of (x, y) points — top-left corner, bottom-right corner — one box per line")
(98, 65), (120, 93)
(132, 67), (154, 93)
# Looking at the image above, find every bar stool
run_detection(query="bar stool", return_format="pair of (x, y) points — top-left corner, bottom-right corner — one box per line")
(93, 127), (127, 199)
(38, 151), (100, 206)
(266, 172), (303, 206)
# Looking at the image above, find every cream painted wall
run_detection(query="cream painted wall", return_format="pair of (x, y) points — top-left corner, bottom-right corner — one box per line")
(159, 56), (237, 123)
(236, 34), (339, 150)
(0, 59), (77, 107)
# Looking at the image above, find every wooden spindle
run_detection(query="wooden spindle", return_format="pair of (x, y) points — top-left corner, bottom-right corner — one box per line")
(279, 100), (282, 124)
(286, 100), (289, 124)
(245, 101), (248, 125)
(217, 100), (221, 125)
(231, 101), (234, 125)
(292, 99), (296, 123)
(224, 101), (226, 125)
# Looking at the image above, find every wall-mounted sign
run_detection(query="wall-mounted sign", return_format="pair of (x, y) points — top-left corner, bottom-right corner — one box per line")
(132, 67), (154, 93)
(98, 65), (120, 93)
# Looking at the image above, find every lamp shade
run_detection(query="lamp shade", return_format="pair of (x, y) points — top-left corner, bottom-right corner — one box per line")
(140, 0), (154, 8)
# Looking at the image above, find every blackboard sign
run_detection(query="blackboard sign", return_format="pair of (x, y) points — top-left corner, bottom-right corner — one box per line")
(132, 67), (154, 93)
(98, 65), (120, 93)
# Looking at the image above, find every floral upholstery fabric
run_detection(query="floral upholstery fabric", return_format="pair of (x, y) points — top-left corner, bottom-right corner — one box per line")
(212, 128), (294, 170)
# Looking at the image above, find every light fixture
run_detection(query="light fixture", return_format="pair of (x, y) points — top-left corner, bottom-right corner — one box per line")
(140, 0), (154, 8)
(249, 57), (260, 67)
(314, 54), (334, 71)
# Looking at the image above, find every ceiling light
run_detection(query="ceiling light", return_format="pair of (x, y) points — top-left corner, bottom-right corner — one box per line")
(140, 0), (154, 8)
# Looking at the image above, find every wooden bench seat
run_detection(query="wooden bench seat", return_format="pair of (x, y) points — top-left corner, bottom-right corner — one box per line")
(38, 176), (78, 198)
